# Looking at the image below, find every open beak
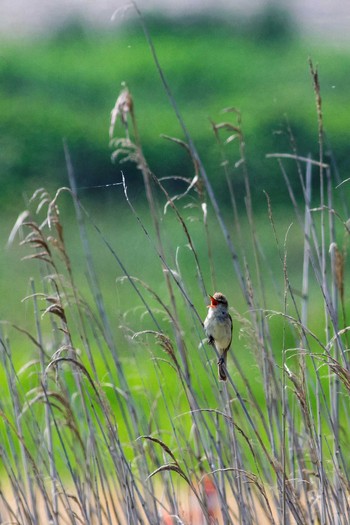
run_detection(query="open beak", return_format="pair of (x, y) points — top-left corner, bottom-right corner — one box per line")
(207, 294), (218, 308)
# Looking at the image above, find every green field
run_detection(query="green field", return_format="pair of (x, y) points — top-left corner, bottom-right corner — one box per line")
(1, 14), (350, 204)
(2, 13), (350, 323)
(1, 12), (350, 524)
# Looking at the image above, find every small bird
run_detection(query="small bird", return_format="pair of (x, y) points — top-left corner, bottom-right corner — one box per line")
(204, 292), (232, 381)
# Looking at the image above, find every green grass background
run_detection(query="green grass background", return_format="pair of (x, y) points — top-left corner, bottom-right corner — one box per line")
(1, 12), (349, 447)
(1, 14), (350, 203)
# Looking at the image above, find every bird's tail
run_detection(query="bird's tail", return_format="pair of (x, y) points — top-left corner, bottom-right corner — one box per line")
(217, 352), (228, 382)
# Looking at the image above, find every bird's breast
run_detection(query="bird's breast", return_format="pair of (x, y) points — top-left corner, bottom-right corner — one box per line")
(204, 312), (232, 351)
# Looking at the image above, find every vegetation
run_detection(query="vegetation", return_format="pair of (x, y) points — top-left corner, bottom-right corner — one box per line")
(1, 11), (350, 206)
(1, 8), (350, 525)
(0, 7), (350, 525)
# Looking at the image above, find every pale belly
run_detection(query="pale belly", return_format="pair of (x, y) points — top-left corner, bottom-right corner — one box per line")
(204, 316), (231, 351)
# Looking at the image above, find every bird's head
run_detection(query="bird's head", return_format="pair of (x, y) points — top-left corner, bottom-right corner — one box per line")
(208, 292), (228, 309)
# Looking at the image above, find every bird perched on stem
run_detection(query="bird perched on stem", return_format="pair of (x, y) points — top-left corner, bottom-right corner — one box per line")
(204, 292), (232, 381)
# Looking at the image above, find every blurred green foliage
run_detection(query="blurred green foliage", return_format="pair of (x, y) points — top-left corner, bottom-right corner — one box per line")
(0, 12), (349, 207)
(1, 16), (348, 478)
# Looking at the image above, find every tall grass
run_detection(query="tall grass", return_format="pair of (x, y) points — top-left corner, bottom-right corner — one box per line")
(2, 10), (350, 525)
